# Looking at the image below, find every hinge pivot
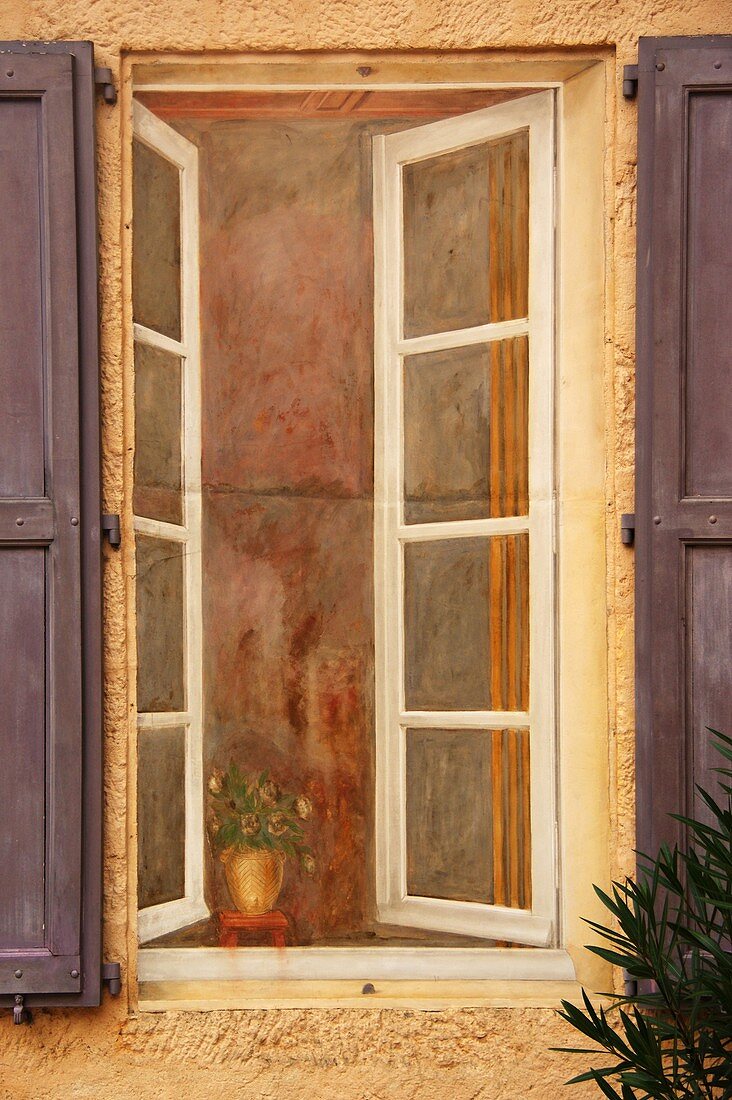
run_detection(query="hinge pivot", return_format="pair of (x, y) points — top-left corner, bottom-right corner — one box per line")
(621, 513), (635, 546)
(102, 961), (122, 996)
(94, 66), (117, 105)
(101, 514), (121, 548)
(622, 64), (639, 100)
(13, 994), (31, 1025)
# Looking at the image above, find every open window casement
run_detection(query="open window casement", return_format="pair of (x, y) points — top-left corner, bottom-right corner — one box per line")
(132, 102), (208, 943)
(374, 92), (556, 947)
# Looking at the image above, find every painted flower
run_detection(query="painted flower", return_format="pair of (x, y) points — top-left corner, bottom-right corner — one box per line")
(268, 811), (288, 836)
(301, 853), (316, 875)
(293, 795), (313, 821)
(207, 816), (220, 837)
(240, 813), (261, 836)
(260, 779), (281, 806)
(207, 770), (223, 795)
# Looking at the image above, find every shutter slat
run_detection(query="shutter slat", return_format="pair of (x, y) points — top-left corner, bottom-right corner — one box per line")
(636, 37), (732, 858)
(0, 42), (102, 1008)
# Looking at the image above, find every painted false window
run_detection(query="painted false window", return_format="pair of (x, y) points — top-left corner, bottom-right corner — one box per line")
(132, 102), (207, 942)
(374, 93), (556, 945)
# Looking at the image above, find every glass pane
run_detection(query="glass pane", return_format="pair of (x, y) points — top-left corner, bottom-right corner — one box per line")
(133, 342), (183, 525)
(403, 131), (529, 339)
(133, 138), (182, 341)
(404, 534), (529, 711)
(406, 727), (531, 908)
(404, 337), (528, 523)
(136, 534), (185, 712)
(137, 725), (186, 908)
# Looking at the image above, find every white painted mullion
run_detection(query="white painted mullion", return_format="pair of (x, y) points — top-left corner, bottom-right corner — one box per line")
(133, 515), (189, 542)
(180, 116), (206, 929)
(133, 98), (198, 167)
(133, 322), (187, 358)
(398, 515), (529, 543)
(138, 711), (192, 729)
(397, 316), (528, 357)
(526, 92), (557, 931)
(400, 711), (530, 730)
(373, 134), (400, 914)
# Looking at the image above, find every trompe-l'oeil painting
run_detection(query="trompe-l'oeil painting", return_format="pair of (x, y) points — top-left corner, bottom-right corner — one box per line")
(132, 83), (557, 975)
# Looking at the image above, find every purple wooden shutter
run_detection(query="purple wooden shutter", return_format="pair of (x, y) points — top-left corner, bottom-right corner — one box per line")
(0, 42), (103, 1009)
(636, 37), (732, 859)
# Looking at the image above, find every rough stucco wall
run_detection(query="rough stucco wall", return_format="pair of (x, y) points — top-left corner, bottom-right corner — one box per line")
(0, 2), (729, 1097)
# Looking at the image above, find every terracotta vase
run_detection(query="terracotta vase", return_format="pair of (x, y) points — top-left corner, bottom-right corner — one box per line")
(221, 847), (285, 914)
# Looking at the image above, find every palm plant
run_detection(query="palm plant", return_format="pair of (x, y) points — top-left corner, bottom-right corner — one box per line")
(557, 730), (732, 1098)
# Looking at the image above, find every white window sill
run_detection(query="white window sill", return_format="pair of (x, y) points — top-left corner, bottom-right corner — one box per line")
(139, 946), (575, 984)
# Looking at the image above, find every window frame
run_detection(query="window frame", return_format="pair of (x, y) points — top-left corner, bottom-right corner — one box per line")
(132, 101), (208, 943)
(125, 54), (611, 997)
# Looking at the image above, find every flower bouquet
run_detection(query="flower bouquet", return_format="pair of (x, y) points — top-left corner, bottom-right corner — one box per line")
(208, 764), (314, 914)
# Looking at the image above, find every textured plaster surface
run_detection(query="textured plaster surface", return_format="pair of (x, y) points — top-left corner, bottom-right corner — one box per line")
(0, 0), (730, 1096)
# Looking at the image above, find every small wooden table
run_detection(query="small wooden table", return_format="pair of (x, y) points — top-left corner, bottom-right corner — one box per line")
(218, 909), (288, 947)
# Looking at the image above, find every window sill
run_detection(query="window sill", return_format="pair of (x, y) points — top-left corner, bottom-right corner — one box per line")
(138, 946), (576, 990)
(138, 976), (587, 1012)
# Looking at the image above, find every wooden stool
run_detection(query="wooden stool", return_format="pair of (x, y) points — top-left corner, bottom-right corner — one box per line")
(218, 909), (288, 947)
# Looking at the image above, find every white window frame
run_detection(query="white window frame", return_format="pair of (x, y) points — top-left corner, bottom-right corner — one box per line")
(133, 80), (583, 987)
(133, 101), (208, 943)
(373, 92), (557, 946)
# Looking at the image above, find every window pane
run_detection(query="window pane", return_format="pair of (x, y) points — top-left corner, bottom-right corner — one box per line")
(133, 342), (183, 525)
(404, 534), (529, 711)
(136, 534), (185, 712)
(137, 725), (186, 908)
(133, 138), (181, 341)
(406, 727), (531, 908)
(403, 131), (529, 338)
(403, 337), (528, 523)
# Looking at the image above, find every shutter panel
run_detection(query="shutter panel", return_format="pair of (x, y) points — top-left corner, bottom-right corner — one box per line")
(0, 43), (103, 1008)
(636, 37), (732, 859)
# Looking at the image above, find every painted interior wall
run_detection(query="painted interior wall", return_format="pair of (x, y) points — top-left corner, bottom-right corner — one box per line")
(0, 0), (729, 1096)
(193, 117), (379, 942)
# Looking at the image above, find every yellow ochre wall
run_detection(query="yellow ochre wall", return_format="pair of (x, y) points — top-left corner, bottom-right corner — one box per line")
(0, 2), (729, 1097)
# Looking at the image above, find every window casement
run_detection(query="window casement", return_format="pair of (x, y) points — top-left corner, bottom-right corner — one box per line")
(374, 93), (557, 946)
(132, 101), (207, 943)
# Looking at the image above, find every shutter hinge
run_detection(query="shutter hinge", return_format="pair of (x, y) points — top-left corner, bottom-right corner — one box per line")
(101, 514), (121, 548)
(102, 961), (122, 996)
(621, 513), (635, 546)
(622, 64), (639, 100)
(94, 67), (117, 106)
(13, 995), (31, 1025)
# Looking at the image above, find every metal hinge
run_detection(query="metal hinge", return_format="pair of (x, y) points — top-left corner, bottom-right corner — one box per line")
(622, 969), (638, 998)
(621, 513), (635, 546)
(102, 961), (122, 996)
(13, 994), (31, 1025)
(101, 514), (121, 548)
(622, 64), (639, 100)
(94, 66), (117, 105)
